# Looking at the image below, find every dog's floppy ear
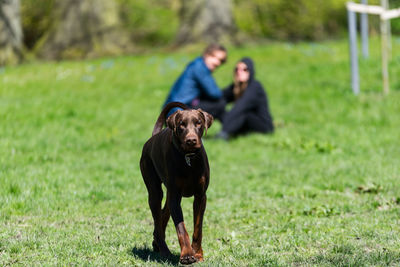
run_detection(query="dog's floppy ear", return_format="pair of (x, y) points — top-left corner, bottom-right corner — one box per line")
(198, 109), (214, 135)
(166, 110), (179, 132)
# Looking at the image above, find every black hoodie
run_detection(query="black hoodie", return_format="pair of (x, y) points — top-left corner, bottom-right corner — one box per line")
(222, 57), (274, 134)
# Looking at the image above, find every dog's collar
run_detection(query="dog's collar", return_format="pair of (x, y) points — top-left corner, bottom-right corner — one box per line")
(172, 136), (199, 167)
(184, 153), (196, 167)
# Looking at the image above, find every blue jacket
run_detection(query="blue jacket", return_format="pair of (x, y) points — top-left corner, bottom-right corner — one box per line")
(164, 57), (222, 109)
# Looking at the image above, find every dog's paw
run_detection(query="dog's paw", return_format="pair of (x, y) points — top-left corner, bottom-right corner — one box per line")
(194, 252), (203, 262)
(153, 240), (172, 258)
(160, 250), (172, 259)
(192, 246), (203, 262)
(180, 254), (197, 265)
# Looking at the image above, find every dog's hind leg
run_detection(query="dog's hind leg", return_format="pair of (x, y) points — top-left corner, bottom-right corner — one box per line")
(140, 156), (171, 257)
(161, 193), (171, 238)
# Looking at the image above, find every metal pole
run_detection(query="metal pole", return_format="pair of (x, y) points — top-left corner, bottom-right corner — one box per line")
(348, 9), (360, 95)
(381, 0), (390, 94)
(361, 0), (369, 58)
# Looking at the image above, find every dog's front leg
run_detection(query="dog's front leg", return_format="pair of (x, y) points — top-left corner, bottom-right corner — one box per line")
(168, 191), (196, 265)
(192, 193), (206, 261)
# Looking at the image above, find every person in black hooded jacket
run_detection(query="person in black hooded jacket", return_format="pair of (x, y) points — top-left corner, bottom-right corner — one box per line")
(216, 57), (274, 140)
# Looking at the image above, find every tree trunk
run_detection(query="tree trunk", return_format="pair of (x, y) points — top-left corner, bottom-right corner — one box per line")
(176, 0), (238, 45)
(0, 0), (23, 66)
(37, 0), (131, 60)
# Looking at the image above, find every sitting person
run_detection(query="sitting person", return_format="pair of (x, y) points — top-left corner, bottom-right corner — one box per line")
(163, 44), (227, 119)
(216, 57), (274, 140)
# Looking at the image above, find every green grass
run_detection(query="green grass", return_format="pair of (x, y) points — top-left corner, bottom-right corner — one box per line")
(1, 38), (400, 266)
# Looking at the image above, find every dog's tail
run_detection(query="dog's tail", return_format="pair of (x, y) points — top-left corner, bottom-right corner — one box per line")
(152, 102), (189, 136)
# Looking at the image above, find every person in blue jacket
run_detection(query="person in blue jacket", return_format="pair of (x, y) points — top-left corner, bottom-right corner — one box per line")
(216, 57), (274, 140)
(163, 44), (227, 119)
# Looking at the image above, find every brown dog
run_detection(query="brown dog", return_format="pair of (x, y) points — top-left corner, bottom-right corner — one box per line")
(140, 102), (213, 264)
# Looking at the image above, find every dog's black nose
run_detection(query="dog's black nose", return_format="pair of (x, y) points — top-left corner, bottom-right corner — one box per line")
(185, 138), (197, 146)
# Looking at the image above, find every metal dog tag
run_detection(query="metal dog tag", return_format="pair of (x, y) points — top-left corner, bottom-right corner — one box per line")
(184, 153), (195, 166)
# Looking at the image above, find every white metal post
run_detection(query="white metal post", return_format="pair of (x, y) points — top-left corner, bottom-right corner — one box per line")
(346, 1), (400, 95)
(381, 0), (390, 94)
(361, 0), (369, 58)
(348, 9), (360, 95)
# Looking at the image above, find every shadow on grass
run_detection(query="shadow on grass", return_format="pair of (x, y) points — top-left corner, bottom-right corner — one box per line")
(130, 246), (180, 265)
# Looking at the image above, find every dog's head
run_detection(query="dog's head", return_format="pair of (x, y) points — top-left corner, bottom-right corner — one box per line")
(166, 109), (213, 152)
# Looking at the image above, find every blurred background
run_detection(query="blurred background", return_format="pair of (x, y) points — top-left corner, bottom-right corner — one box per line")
(2, 0), (400, 65)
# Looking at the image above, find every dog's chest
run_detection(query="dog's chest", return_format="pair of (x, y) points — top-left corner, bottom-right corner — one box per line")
(175, 174), (207, 197)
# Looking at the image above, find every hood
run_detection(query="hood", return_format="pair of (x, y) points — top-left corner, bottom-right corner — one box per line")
(239, 57), (255, 83)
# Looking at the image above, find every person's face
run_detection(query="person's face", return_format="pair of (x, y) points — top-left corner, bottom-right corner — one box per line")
(235, 62), (250, 83)
(204, 50), (227, 72)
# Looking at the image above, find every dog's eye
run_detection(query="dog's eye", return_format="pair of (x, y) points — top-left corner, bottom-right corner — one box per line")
(196, 120), (202, 126)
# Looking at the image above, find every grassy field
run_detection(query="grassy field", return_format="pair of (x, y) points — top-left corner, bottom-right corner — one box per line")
(1, 38), (400, 266)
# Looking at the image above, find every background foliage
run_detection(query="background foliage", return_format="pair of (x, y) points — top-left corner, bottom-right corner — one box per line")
(20, 0), (400, 50)
(21, 0), (55, 50)
(116, 0), (180, 46)
(233, 0), (348, 41)
(389, 0), (400, 33)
